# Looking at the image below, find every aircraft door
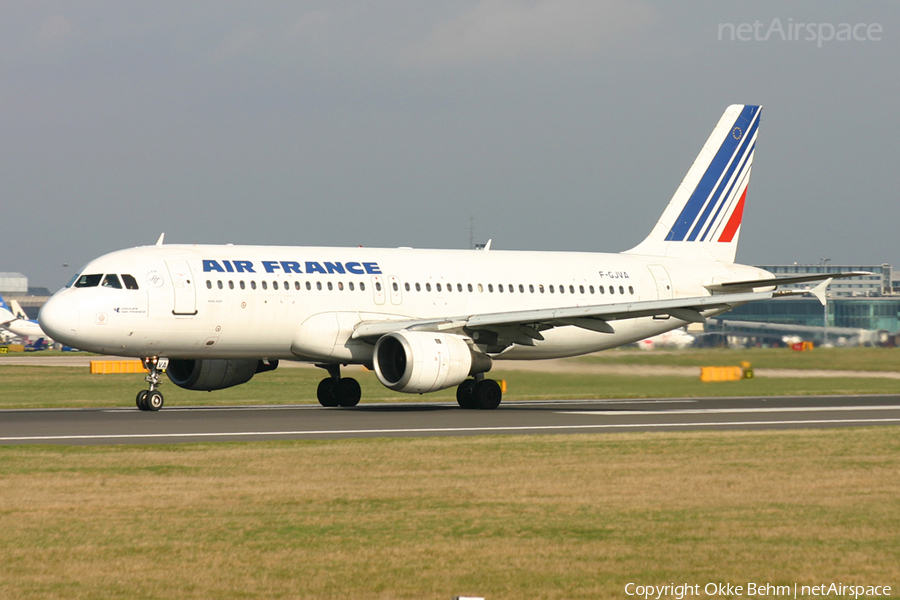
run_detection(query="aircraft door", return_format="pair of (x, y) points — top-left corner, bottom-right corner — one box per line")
(371, 275), (385, 305)
(388, 275), (402, 305)
(165, 259), (198, 315)
(647, 265), (672, 319)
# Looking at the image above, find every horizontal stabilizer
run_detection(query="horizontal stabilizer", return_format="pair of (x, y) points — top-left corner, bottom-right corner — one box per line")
(705, 271), (871, 293)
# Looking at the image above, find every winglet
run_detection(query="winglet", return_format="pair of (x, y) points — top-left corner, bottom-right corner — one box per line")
(156, 233), (165, 246)
(807, 278), (832, 306)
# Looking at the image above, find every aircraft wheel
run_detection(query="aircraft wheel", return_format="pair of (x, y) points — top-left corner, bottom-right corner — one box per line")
(147, 390), (164, 412)
(336, 378), (362, 407)
(136, 390), (149, 411)
(456, 379), (478, 409)
(472, 379), (502, 410)
(317, 378), (340, 407)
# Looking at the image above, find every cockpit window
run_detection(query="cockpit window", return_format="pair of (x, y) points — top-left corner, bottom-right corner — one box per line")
(121, 274), (139, 290)
(74, 274), (103, 288)
(65, 273), (81, 288)
(102, 274), (122, 289)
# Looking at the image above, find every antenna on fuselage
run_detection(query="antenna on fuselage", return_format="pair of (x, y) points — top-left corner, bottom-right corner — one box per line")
(155, 233), (165, 246)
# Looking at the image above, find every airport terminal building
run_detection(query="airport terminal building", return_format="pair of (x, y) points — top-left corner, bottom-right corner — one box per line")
(713, 263), (900, 344)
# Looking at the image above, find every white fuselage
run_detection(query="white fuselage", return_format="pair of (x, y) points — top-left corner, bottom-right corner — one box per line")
(39, 244), (769, 363)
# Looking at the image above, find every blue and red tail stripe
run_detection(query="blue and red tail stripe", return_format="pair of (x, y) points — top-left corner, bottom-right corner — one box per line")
(665, 105), (760, 242)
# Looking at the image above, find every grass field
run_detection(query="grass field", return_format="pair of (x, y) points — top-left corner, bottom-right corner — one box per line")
(1, 362), (899, 409)
(2, 348), (898, 598)
(575, 346), (900, 371)
(1, 429), (898, 599)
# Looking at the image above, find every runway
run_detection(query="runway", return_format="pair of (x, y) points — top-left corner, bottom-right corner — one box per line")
(2, 395), (900, 445)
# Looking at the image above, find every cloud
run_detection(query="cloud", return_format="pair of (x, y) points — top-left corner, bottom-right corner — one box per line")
(404, 0), (656, 65)
(36, 14), (73, 45)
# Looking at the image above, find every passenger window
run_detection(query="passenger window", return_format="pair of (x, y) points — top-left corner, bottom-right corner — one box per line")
(498, 284), (504, 293)
(251, 281), (257, 290)
(589, 286), (595, 294)
(121, 274), (139, 290)
(579, 285), (585, 294)
(619, 285), (625, 294)
(487, 284), (493, 293)
(285, 281), (289, 290)
(539, 284), (545, 293)
(206, 280), (212, 289)
(217, 280), (223, 290)
(467, 284), (473, 292)
(317, 282), (322, 291)
(306, 282), (312, 290)
(75, 274), (103, 288)
(376, 282), (382, 291)
(426, 283), (431, 292)
(457, 283), (463, 292)
(295, 281), (301, 290)
(415, 283), (421, 292)
(262, 281), (268, 290)
(549, 285), (554, 293)
(240, 281), (246, 290)
(228, 281), (234, 290)
(360, 282), (366, 291)
(349, 282), (355, 291)
(339, 282), (345, 291)
(102, 274), (122, 289)
(272, 281), (278, 290)
(628, 286), (634, 294)
(405, 282), (410, 292)
(599, 286), (605, 294)
(609, 286), (614, 294)
(529, 284), (534, 293)
(559, 285), (564, 294)
(327, 282), (333, 291)
(519, 284), (524, 293)
(477, 284), (483, 293)
(569, 285), (575, 294)
(446, 283), (452, 292)
(436, 283), (442, 292)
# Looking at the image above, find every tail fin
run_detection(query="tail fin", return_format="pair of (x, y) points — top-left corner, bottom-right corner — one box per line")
(0, 293), (14, 323)
(625, 104), (761, 263)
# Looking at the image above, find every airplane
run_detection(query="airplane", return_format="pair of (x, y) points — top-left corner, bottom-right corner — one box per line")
(38, 105), (866, 412)
(637, 328), (695, 350)
(0, 293), (47, 340)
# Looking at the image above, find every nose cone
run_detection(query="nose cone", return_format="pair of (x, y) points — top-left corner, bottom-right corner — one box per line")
(39, 295), (80, 345)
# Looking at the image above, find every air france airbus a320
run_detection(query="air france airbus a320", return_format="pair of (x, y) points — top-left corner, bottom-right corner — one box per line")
(39, 105), (860, 411)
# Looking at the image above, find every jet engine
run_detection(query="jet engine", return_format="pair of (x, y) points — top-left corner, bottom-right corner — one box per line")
(373, 331), (491, 394)
(166, 359), (278, 391)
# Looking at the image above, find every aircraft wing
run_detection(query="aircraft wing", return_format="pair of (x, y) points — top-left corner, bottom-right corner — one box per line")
(704, 271), (871, 293)
(351, 290), (776, 343)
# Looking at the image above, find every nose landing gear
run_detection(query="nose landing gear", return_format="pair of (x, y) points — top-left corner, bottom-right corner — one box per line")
(136, 357), (168, 411)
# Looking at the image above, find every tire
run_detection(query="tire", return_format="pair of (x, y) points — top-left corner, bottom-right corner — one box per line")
(317, 378), (340, 407)
(136, 390), (149, 411)
(336, 378), (362, 407)
(456, 379), (478, 409)
(472, 379), (502, 410)
(147, 390), (164, 412)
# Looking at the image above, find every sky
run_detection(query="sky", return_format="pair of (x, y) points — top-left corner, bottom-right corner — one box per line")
(2, 1), (898, 289)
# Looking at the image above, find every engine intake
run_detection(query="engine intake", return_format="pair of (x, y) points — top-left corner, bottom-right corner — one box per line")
(373, 331), (491, 394)
(166, 359), (278, 391)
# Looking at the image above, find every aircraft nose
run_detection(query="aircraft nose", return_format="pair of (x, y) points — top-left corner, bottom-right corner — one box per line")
(39, 295), (80, 344)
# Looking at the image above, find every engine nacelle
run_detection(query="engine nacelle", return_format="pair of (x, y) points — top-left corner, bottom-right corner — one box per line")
(166, 359), (278, 391)
(373, 331), (491, 394)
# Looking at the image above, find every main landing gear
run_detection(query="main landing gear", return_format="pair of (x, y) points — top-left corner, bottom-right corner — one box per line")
(136, 357), (168, 412)
(315, 364), (362, 408)
(456, 375), (502, 410)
